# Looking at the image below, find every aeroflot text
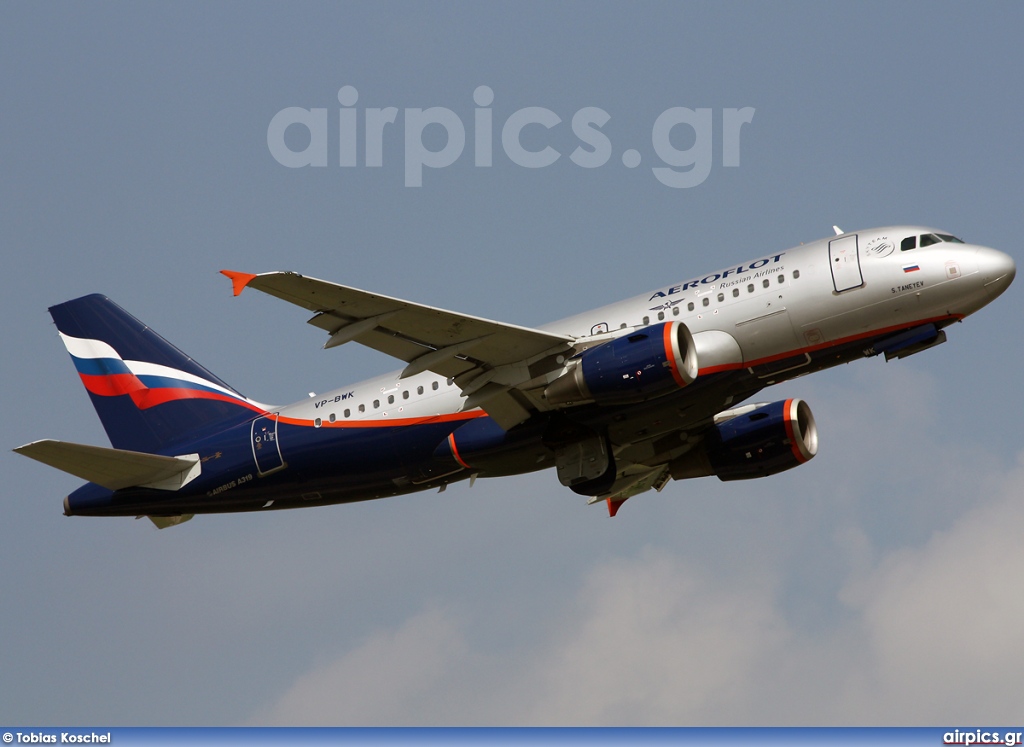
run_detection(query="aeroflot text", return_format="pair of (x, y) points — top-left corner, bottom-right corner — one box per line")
(267, 86), (755, 188)
(648, 253), (786, 301)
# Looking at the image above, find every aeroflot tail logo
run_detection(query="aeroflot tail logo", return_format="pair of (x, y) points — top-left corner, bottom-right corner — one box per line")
(267, 86), (755, 188)
(58, 333), (264, 413)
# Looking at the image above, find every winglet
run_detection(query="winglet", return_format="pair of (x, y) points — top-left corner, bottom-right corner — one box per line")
(220, 270), (258, 297)
(606, 496), (629, 517)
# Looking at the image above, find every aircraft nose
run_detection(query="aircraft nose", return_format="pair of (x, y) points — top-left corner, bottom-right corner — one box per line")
(976, 246), (1016, 299)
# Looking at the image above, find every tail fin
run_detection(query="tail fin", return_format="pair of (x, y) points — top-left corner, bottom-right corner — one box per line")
(49, 294), (265, 453)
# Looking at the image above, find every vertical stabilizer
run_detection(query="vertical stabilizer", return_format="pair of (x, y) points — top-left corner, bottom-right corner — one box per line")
(49, 294), (265, 453)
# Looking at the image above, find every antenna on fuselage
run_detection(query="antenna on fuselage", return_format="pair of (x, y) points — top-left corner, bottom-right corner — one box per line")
(832, 225), (844, 236)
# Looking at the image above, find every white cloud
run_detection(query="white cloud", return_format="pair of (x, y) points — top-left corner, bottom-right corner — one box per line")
(517, 550), (788, 724)
(253, 449), (1024, 725)
(254, 605), (475, 725)
(252, 551), (789, 725)
(835, 451), (1024, 723)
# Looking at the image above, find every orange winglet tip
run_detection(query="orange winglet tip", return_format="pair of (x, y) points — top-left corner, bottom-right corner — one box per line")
(606, 496), (628, 518)
(220, 270), (258, 297)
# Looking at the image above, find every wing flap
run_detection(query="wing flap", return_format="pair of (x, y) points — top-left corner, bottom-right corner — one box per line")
(15, 439), (201, 491)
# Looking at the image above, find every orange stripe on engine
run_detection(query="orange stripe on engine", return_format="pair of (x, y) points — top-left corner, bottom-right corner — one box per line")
(663, 323), (687, 388)
(782, 398), (807, 463)
(448, 433), (471, 469)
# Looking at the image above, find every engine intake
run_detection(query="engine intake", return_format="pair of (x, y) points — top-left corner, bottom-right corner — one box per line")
(544, 322), (698, 406)
(670, 398), (818, 481)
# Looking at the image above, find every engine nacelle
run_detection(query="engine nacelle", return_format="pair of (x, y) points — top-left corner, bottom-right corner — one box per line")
(670, 398), (818, 481)
(544, 322), (698, 406)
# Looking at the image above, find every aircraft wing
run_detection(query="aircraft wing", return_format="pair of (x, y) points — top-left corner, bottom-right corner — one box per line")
(222, 271), (576, 428)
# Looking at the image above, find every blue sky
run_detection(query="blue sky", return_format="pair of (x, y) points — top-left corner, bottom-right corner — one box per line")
(3, 2), (1023, 725)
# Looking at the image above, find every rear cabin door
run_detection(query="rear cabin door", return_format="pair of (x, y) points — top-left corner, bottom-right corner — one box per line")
(829, 234), (864, 292)
(251, 415), (285, 476)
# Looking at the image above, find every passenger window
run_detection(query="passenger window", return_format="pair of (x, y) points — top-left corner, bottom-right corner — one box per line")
(388, 395), (394, 404)
(777, 275), (784, 284)
(344, 408), (350, 418)
(901, 236), (916, 251)
(314, 417), (322, 428)
(672, 306), (680, 316)
(717, 293), (724, 302)
(762, 279), (770, 289)
(403, 390), (410, 400)
(642, 315), (650, 325)
(793, 270), (800, 279)
(702, 297), (709, 307)
(732, 288), (739, 298)
(432, 381), (439, 391)
(657, 311), (664, 321)
(687, 302), (695, 311)
(358, 404), (365, 413)
(619, 322), (627, 328)
(417, 386), (424, 395)
(373, 399), (380, 409)
(747, 284), (754, 293)
(329, 413), (336, 423)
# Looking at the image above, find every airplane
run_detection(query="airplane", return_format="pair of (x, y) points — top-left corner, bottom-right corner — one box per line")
(15, 226), (1015, 527)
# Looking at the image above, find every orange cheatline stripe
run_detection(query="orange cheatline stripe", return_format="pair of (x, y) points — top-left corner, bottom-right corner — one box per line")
(697, 313), (961, 375)
(274, 409), (487, 430)
(220, 270), (258, 297)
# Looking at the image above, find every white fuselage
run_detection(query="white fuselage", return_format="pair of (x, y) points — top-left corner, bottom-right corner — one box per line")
(278, 226), (1012, 428)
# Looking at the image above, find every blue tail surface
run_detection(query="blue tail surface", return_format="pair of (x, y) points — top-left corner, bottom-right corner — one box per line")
(49, 294), (264, 453)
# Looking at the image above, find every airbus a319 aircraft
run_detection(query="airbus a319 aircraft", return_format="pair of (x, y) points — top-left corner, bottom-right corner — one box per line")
(16, 226), (1015, 527)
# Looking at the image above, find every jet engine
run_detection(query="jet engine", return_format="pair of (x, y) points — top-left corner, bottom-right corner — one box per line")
(544, 322), (698, 406)
(669, 398), (818, 481)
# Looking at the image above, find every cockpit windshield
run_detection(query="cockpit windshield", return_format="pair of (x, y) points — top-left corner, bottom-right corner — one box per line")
(900, 233), (965, 251)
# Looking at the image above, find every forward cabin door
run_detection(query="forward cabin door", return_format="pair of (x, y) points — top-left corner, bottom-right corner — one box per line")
(829, 234), (864, 292)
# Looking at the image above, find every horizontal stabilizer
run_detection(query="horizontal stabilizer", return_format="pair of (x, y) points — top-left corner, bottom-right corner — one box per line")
(14, 440), (201, 491)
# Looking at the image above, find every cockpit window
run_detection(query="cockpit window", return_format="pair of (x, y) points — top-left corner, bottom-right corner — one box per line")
(902, 233), (964, 251)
